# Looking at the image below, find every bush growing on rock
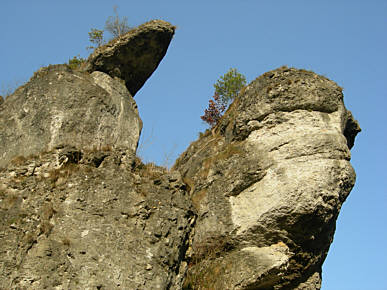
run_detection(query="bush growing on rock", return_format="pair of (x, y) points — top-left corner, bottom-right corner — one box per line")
(67, 55), (86, 70)
(87, 28), (105, 50)
(200, 93), (225, 127)
(201, 68), (246, 127)
(87, 6), (132, 51)
(104, 6), (132, 38)
(214, 68), (246, 107)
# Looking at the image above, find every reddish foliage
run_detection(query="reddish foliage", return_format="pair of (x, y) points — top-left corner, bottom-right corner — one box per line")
(200, 93), (226, 127)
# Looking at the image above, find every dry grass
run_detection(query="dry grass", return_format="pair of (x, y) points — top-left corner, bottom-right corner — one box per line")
(198, 129), (211, 139)
(198, 142), (244, 179)
(133, 157), (167, 181)
(3, 194), (19, 209)
(36, 202), (56, 237)
(192, 233), (232, 264)
(85, 144), (113, 153)
(238, 85), (248, 96)
(24, 232), (37, 245)
(183, 233), (233, 289)
(191, 189), (207, 212)
(182, 176), (195, 195)
(62, 237), (71, 247)
(10, 155), (28, 166)
(41, 202), (56, 220)
(48, 163), (79, 185)
(39, 221), (53, 237)
(142, 162), (165, 180)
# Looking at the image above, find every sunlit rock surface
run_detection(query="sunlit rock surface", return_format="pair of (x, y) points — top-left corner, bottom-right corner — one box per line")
(0, 21), (360, 288)
(0, 65), (141, 168)
(175, 66), (360, 289)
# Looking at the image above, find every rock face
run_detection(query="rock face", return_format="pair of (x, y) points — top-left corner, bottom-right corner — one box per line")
(0, 147), (195, 289)
(0, 20), (177, 168)
(0, 18), (360, 289)
(84, 20), (176, 96)
(174, 66), (360, 289)
(0, 65), (142, 168)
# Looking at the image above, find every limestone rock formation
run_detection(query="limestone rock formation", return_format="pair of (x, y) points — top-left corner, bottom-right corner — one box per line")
(174, 66), (360, 289)
(0, 147), (195, 289)
(0, 65), (142, 168)
(0, 20), (177, 168)
(0, 18), (360, 289)
(84, 20), (176, 96)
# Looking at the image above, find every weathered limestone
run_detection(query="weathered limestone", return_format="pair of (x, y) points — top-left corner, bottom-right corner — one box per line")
(84, 20), (176, 96)
(0, 65), (142, 168)
(175, 66), (360, 289)
(0, 19), (177, 168)
(0, 147), (195, 289)
(0, 20), (360, 288)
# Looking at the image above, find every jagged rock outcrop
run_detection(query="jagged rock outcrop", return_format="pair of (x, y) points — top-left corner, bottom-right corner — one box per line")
(174, 66), (360, 289)
(0, 147), (195, 289)
(84, 20), (176, 96)
(0, 17), (360, 289)
(0, 20), (198, 289)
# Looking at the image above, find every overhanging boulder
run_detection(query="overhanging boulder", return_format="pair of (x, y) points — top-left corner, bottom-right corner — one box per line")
(84, 20), (176, 96)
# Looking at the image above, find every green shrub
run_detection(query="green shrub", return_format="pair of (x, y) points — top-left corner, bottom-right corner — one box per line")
(67, 55), (86, 70)
(86, 6), (132, 51)
(201, 68), (246, 127)
(214, 68), (246, 107)
(87, 28), (105, 51)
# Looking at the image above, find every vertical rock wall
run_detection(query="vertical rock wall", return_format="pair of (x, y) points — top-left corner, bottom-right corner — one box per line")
(175, 66), (360, 289)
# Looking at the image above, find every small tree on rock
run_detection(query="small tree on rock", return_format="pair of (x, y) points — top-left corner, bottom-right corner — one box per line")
(86, 6), (131, 51)
(214, 68), (246, 108)
(201, 68), (246, 128)
(200, 93), (226, 127)
(87, 28), (104, 50)
(105, 6), (132, 38)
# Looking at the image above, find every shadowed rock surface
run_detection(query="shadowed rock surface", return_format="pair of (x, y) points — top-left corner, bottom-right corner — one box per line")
(84, 20), (176, 96)
(0, 19), (360, 289)
(174, 66), (360, 289)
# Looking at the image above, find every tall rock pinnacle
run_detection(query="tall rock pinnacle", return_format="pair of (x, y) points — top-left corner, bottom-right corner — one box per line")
(175, 66), (360, 289)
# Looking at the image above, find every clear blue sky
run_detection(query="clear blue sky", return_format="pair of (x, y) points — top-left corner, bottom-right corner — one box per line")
(1, 1), (386, 289)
